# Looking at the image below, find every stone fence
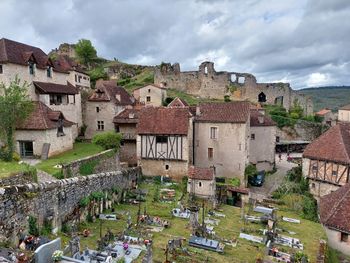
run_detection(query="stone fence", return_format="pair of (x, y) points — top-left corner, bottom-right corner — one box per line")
(0, 167), (141, 244)
(0, 172), (34, 187)
(62, 149), (120, 178)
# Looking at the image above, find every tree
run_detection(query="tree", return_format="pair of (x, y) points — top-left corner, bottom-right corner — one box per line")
(92, 131), (122, 150)
(75, 39), (97, 68)
(0, 78), (33, 161)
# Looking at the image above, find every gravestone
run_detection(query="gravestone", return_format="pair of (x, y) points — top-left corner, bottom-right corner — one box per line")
(34, 238), (61, 263)
(41, 143), (50, 160)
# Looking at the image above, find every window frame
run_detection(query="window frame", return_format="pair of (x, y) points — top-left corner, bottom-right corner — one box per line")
(97, 120), (105, 131)
(156, 135), (168, 144)
(251, 133), (255, 140)
(341, 232), (349, 243)
(208, 147), (213, 159)
(29, 62), (35, 75)
(46, 66), (52, 78)
(210, 127), (218, 139)
(146, 96), (151, 102)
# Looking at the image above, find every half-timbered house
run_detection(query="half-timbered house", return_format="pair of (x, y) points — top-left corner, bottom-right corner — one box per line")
(136, 107), (193, 180)
(302, 123), (350, 199)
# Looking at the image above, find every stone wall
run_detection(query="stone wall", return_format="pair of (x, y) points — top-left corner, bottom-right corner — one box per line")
(62, 149), (119, 178)
(154, 61), (313, 115)
(0, 172), (34, 187)
(0, 167), (141, 244)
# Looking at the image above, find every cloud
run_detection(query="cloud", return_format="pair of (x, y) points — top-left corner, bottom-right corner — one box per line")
(0, 0), (349, 89)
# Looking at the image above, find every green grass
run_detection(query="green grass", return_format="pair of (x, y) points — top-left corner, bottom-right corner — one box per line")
(54, 182), (325, 263)
(35, 142), (103, 175)
(167, 88), (224, 106)
(0, 161), (27, 178)
(119, 68), (155, 93)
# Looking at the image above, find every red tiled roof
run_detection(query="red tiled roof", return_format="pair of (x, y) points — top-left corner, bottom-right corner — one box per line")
(88, 80), (134, 105)
(0, 38), (67, 73)
(320, 183), (350, 233)
(34, 81), (78, 95)
(316, 108), (331, 116)
(53, 55), (87, 74)
(303, 123), (350, 164)
(132, 84), (166, 91)
(340, 104), (350, 111)
(168, 97), (189, 108)
(137, 107), (190, 135)
(188, 166), (214, 180)
(113, 108), (140, 124)
(16, 101), (74, 130)
(250, 110), (276, 127)
(195, 101), (250, 123)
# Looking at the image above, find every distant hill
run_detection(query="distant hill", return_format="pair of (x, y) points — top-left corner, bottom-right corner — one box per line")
(298, 86), (350, 112)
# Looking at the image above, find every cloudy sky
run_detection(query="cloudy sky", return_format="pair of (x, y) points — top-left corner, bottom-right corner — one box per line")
(1, 0), (349, 89)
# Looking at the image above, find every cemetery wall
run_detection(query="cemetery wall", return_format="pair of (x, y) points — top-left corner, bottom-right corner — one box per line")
(0, 167), (141, 244)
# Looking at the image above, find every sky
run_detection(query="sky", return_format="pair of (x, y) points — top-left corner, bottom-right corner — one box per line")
(0, 0), (349, 89)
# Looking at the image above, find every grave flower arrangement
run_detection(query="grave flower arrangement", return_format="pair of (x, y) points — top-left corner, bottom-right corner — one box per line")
(52, 250), (63, 261)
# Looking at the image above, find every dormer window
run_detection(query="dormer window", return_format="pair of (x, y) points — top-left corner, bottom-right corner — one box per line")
(29, 62), (35, 75)
(47, 66), (52, 78)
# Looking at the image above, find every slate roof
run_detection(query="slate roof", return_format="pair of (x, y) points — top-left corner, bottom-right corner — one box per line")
(0, 38), (67, 73)
(320, 183), (350, 233)
(340, 104), (350, 111)
(113, 108), (140, 124)
(303, 123), (350, 164)
(17, 101), (74, 130)
(188, 166), (214, 180)
(168, 97), (189, 108)
(34, 81), (78, 95)
(137, 107), (190, 135)
(195, 101), (250, 123)
(250, 110), (276, 127)
(88, 80), (134, 105)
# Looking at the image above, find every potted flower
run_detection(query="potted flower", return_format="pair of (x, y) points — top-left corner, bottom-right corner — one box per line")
(52, 250), (63, 262)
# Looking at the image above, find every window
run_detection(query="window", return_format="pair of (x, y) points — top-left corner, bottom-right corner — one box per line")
(75, 74), (77, 82)
(332, 170), (338, 176)
(57, 119), (64, 136)
(199, 182), (202, 187)
(156, 136), (168, 144)
(208, 148), (213, 159)
(276, 136), (280, 143)
(312, 164), (318, 172)
(165, 164), (169, 170)
(341, 232), (349, 242)
(97, 121), (104, 131)
(29, 62), (35, 75)
(239, 143), (242, 151)
(78, 76), (82, 83)
(0, 65), (3, 74)
(251, 134), (255, 140)
(146, 96), (151, 102)
(96, 107), (100, 113)
(50, 94), (63, 105)
(148, 89), (151, 93)
(46, 67), (52, 78)
(210, 127), (218, 139)
(311, 183), (316, 189)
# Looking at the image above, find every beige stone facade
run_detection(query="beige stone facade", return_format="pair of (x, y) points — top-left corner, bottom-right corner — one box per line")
(324, 227), (350, 256)
(187, 178), (215, 199)
(338, 109), (350, 122)
(15, 127), (73, 158)
(132, 84), (166, 107)
(194, 122), (249, 183)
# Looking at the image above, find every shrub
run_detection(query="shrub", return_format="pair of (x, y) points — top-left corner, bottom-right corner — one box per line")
(79, 160), (98, 175)
(40, 219), (52, 236)
(229, 177), (241, 187)
(245, 164), (257, 182)
(28, 216), (39, 236)
(79, 196), (91, 207)
(224, 95), (231, 102)
(53, 170), (64, 179)
(302, 195), (319, 222)
(91, 191), (105, 201)
(92, 131), (122, 150)
(61, 223), (71, 234)
(23, 165), (38, 183)
(12, 152), (20, 162)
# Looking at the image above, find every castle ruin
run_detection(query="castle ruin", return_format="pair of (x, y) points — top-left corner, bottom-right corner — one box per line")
(154, 61), (313, 115)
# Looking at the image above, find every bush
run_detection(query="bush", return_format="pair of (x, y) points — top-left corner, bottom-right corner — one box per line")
(79, 160), (98, 175)
(92, 131), (122, 150)
(23, 165), (38, 183)
(40, 219), (52, 236)
(91, 191), (105, 201)
(229, 177), (241, 187)
(61, 223), (71, 234)
(245, 164), (257, 182)
(302, 195), (319, 222)
(224, 95), (231, 102)
(28, 216), (39, 236)
(12, 152), (20, 162)
(79, 196), (91, 207)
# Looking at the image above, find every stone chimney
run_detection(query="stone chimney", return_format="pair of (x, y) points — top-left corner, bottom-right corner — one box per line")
(258, 115), (264, 124)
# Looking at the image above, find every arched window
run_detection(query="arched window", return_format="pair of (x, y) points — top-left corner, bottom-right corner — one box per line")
(258, 92), (267, 103)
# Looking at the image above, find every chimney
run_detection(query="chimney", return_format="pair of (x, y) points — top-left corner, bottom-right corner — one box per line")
(115, 94), (121, 101)
(196, 106), (201, 116)
(258, 115), (264, 124)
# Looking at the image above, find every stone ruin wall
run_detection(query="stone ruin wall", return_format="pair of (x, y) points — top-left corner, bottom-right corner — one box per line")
(154, 62), (313, 115)
(0, 167), (141, 244)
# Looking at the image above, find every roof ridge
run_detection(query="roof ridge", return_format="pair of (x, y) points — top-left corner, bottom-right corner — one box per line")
(339, 125), (350, 162)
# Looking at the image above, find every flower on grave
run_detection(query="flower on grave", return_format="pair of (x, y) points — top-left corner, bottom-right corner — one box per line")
(52, 250), (63, 261)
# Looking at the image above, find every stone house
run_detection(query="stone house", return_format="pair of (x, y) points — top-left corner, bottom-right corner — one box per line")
(187, 166), (216, 199)
(132, 84), (167, 107)
(168, 97), (189, 108)
(84, 80), (135, 139)
(15, 101), (74, 158)
(136, 107), (193, 180)
(338, 104), (350, 123)
(249, 109), (276, 171)
(302, 123), (350, 200)
(194, 102), (251, 184)
(0, 38), (83, 141)
(113, 107), (141, 166)
(316, 108), (336, 126)
(319, 183), (350, 255)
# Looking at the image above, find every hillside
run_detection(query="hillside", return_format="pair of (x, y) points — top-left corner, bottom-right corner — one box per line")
(298, 86), (350, 112)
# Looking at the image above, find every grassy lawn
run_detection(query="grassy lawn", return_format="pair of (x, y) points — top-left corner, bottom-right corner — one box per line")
(0, 161), (27, 178)
(167, 88), (224, 106)
(55, 182), (325, 263)
(35, 142), (103, 175)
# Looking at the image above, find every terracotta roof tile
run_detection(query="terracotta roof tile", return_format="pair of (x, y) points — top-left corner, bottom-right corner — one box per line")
(16, 101), (74, 130)
(188, 166), (214, 180)
(168, 97), (189, 108)
(250, 110), (276, 127)
(88, 80), (134, 105)
(316, 108), (331, 116)
(137, 107), (190, 135)
(320, 183), (350, 233)
(113, 108), (140, 124)
(303, 123), (350, 164)
(195, 101), (250, 123)
(53, 55), (87, 74)
(34, 81), (78, 95)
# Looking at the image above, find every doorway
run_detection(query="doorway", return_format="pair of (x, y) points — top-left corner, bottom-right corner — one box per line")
(19, 141), (34, 157)
(258, 92), (267, 103)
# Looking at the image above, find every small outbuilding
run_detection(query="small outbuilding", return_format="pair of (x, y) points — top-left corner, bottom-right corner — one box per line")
(187, 166), (216, 199)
